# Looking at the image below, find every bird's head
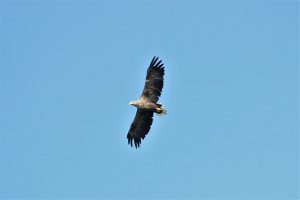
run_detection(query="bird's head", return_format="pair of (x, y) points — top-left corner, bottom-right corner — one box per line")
(129, 100), (138, 107)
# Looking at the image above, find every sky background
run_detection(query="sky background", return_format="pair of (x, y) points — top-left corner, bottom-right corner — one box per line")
(0, 1), (299, 199)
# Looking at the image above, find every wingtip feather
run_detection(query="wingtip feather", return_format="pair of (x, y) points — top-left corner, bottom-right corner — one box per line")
(150, 56), (159, 67)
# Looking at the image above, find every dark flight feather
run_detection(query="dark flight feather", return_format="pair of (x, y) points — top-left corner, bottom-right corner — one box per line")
(141, 56), (165, 103)
(127, 109), (154, 148)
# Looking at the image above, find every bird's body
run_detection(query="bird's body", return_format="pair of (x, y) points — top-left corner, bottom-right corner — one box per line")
(129, 98), (165, 113)
(130, 99), (156, 110)
(127, 56), (166, 148)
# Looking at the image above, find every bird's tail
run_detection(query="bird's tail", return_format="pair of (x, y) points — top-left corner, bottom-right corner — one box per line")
(155, 104), (167, 116)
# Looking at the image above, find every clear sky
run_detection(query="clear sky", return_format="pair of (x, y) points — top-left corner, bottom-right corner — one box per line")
(0, 1), (299, 199)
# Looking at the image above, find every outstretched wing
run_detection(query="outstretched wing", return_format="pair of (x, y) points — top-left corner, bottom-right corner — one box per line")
(127, 109), (154, 148)
(141, 56), (165, 103)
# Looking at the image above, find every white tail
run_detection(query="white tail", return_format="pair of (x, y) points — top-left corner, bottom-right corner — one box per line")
(156, 105), (167, 116)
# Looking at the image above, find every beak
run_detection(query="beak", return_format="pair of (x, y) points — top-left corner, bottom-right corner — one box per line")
(129, 102), (133, 105)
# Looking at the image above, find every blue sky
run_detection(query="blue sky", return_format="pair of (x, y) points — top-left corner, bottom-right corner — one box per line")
(0, 1), (299, 199)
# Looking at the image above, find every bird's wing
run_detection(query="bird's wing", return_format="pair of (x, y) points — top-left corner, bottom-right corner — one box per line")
(127, 109), (154, 148)
(141, 56), (165, 103)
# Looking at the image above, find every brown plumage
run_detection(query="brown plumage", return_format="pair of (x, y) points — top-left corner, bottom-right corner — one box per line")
(127, 56), (166, 148)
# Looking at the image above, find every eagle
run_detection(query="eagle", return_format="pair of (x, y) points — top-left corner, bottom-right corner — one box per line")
(127, 56), (166, 148)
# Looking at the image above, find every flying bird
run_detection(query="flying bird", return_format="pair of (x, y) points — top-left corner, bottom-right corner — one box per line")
(127, 56), (166, 148)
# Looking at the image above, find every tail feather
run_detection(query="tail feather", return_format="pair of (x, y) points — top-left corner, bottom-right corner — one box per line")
(155, 105), (167, 116)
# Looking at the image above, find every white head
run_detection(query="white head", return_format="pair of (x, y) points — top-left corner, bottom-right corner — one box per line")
(129, 100), (139, 107)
